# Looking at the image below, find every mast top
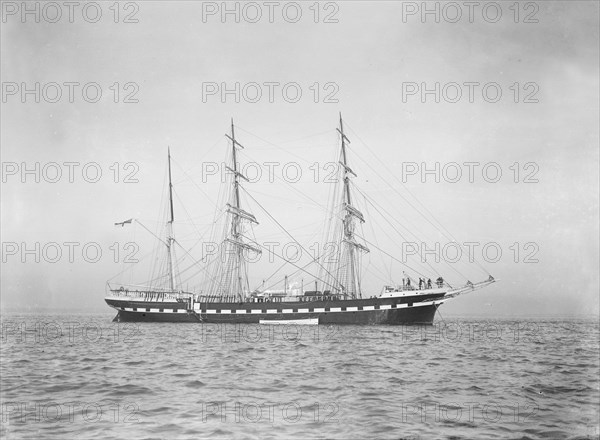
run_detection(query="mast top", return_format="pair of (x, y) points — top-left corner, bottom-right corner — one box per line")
(167, 146), (174, 223)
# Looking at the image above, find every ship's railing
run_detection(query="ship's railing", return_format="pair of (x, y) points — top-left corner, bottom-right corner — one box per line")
(382, 281), (449, 293)
(251, 295), (345, 303)
(196, 295), (241, 303)
(107, 288), (195, 302)
(195, 294), (345, 303)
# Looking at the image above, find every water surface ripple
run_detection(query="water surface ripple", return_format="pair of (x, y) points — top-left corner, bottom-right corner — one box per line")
(1, 314), (598, 439)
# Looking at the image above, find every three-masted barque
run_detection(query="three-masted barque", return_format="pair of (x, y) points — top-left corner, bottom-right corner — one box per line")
(105, 115), (495, 324)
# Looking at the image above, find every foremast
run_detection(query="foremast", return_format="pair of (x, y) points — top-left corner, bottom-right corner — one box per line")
(334, 114), (370, 299)
(212, 119), (261, 301)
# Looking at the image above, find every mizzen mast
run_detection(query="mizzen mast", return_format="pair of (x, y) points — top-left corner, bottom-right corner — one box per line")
(166, 147), (177, 291)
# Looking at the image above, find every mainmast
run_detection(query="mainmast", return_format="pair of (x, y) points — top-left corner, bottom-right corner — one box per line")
(337, 114), (369, 299)
(218, 119), (261, 300)
(166, 147), (176, 291)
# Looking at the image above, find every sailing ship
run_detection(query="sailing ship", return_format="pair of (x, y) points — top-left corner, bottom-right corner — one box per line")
(105, 115), (495, 324)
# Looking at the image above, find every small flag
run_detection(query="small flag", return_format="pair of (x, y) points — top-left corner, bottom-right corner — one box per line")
(114, 218), (133, 227)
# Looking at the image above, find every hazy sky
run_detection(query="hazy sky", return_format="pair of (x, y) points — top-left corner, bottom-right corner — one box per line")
(1, 1), (598, 316)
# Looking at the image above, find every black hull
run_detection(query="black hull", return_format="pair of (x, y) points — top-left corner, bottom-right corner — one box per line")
(106, 294), (444, 325)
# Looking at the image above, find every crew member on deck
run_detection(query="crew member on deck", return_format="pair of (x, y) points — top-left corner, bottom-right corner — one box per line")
(419, 278), (423, 290)
(427, 278), (432, 289)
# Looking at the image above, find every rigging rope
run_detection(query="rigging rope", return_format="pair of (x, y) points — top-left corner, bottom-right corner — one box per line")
(344, 122), (491, 277)
(238, 185), (341, 287)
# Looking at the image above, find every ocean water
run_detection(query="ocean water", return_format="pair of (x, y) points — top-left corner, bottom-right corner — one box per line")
(1, 314), (598, 440)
